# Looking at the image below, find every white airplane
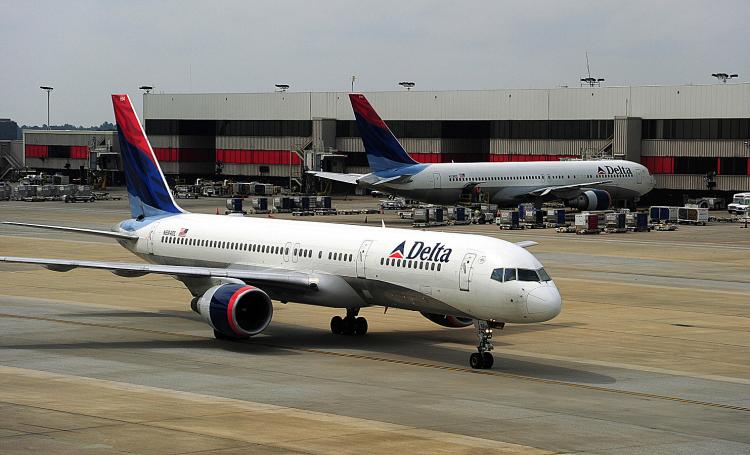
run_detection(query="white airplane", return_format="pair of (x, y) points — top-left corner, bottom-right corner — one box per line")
(0, 94), (562, 369)
(311, 94), (656, 209)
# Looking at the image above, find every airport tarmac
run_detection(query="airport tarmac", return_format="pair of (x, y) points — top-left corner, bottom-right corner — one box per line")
(1, 194), (749, 454)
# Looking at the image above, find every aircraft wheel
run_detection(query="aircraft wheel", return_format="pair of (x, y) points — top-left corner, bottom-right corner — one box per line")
(354, 317), (368, 336)
(482, 352), (494, 369)
(469, 352), (484, 369)
(330, 316), (344, 335)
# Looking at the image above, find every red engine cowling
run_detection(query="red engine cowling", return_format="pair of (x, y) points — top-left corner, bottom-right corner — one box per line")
(421, 312), (473, 328)
(567, 189), (611, 211)
(197, 284), (273, 338)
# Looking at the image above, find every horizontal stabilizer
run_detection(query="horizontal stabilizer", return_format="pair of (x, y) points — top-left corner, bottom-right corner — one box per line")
(1, 222), (138, 240)
(307, 171), (363, 185)
(0, 256), (317, 291)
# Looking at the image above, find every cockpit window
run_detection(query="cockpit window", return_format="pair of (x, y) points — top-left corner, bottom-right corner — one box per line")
(490, 268), (504, 282)
(537, 268), (551, 281)
(503, 268), (516, 282)
(517, 269), (539, 281)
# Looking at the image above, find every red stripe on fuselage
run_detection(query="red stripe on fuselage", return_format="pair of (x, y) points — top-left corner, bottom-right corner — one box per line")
(111, 94), (156, 165)
(227, 285), (255, 336)
(349, 94), (389, 130)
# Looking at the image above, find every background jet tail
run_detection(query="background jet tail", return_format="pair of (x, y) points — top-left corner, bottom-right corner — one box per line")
(349, 94), (418, 172)
(112, 94), (184, 219)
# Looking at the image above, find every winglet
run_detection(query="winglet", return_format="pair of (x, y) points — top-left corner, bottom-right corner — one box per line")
(515, 241), (538, 249)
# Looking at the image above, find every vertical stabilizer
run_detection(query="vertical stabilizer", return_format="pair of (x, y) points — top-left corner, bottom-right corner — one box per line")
(349, 94), (418, 172)
(111, 94), (184, 218)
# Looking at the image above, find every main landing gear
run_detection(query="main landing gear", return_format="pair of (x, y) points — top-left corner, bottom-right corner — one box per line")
(469, 320), (494, 369)
(330, 308), (368, 336)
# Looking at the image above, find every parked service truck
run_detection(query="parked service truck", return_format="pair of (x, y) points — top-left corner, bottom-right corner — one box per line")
(727, 193), (750, 215)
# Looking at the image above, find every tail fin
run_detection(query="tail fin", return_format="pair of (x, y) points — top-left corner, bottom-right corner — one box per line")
(112, 94), (184, 218)
(349, 94), (418, 172)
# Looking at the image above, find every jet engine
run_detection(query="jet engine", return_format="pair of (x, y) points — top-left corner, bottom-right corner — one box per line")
(194, 284), (273, 339)
(567, 190), (611, 211)
(420, 312), (473, 328)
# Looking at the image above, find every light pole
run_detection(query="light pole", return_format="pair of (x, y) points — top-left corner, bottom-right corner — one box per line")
(40, 86), (53, 129)
(351, 75), (357, 92)
(275, 84), (289, 92)
(398, 81), (415, 91)
(139, 86), (154, 128)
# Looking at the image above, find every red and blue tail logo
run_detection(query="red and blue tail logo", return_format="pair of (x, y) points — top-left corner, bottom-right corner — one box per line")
(349, 94), (418, 173)
(388, 241), (406, 259)
(112, 94), (183, 219)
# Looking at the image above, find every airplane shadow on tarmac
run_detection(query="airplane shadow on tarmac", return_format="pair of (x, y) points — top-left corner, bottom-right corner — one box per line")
(15, 309), (612, 385)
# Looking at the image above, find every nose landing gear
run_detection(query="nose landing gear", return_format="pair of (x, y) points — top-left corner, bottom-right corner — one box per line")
(469, 320), (494, 369)
(330, 308), (368, 336)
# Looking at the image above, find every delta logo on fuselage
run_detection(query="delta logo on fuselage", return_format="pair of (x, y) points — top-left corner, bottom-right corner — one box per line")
(388, 241), (453, 262)
(598, 165), (633, 176)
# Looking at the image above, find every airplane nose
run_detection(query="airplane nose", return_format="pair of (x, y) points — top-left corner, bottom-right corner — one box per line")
(525, 285), (562, 321)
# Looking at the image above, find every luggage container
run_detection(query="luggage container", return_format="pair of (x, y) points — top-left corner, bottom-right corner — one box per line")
(0, 182), (12, 200)
(413, 208), (429, 223)
(575, 213), (599, 234)
(678, 207), (708, 225)
(251, 197), (268, 212)
(605, 212), (627, 233)
(650, 206), (679, 223)
(273, 196), (293, 212)
(430, 207), (445, 223)
(315, 196), (332, 209)
(496, 210), (520, 229)
(546, 209), (567, 227)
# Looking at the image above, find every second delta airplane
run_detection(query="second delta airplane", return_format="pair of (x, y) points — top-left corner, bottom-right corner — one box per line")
(0, 94), (562, 370)
(312, 94), (655, 209)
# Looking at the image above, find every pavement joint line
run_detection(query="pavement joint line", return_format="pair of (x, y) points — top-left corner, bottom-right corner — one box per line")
(1, 311), (749, 414)
(556, 276), (750, 297)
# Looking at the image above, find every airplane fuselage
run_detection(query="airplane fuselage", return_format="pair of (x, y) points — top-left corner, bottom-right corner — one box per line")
(359, 160), (655, 205)
(118, 214), (561, 324)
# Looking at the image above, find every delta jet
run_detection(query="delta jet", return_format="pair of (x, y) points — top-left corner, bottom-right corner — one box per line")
(0, 94), (562, 369)
(311, 94), (655, 210)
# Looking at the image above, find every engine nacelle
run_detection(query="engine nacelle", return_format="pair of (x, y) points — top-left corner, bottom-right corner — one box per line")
(420, 312), (473, 328)
(567, 189), (611, 211)
(196, 284), (273, 338)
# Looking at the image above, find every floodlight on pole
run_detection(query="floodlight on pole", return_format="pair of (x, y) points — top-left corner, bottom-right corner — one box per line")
(139, 85), (154, 94)
(40, 86), (53, 129)
(711, 73), (738, 84)
(398, 81), (415, 90)
(579, 52), (604, 87)
(351, 75), (357, 92)
(275, 84), (290, 92)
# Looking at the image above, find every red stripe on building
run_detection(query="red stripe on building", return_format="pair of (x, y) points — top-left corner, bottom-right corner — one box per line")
(216, 149), (301, 165)
(70, 146), (88, 159)
(24, 144), (48, 158)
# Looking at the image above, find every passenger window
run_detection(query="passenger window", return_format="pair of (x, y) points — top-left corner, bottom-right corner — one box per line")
(431, 263), (435, 271)
(437, 264), (441, 272)
(504, 268), (516, 282)
(318, 251), (322, 259)
(380, 258), (384, 265)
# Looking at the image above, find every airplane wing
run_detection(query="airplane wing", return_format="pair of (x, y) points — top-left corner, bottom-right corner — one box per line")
(307, 171), (363, 185)
(515, 241), (538, 249)
(528, 180), (613, 198)
(0, 256), (318, 291)
(371, 174), (415, 185)
(2, 222), (138, 240)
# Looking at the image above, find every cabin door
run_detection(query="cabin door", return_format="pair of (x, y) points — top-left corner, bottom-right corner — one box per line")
(459, 253), (476, 291)
(636, 169), (643, 184)
(433, 173), (441, 189)
(356, 240), (373, 279)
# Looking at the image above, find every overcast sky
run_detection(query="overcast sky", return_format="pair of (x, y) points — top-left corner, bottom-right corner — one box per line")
(2, 0), (748, 126)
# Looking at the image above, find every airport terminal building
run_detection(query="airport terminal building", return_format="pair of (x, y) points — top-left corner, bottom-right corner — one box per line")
(20, 83), (750, 199)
